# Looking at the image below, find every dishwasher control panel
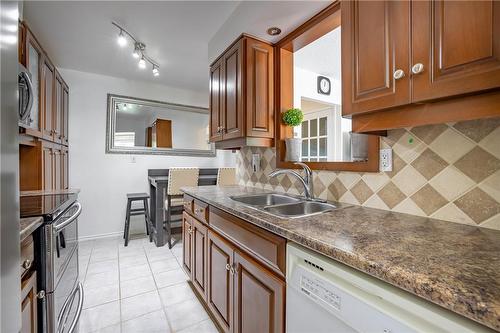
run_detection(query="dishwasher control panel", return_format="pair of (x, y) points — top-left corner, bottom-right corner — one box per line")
(300, 274), (341, 312)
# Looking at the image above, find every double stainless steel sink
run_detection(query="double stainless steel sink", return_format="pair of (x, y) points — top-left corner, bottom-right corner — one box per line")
(230, 193), (338, 218)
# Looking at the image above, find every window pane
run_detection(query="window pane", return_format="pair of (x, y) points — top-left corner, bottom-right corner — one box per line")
(301, 121), (309, 138)
(310, 138), (318, 156)
(319, 117), (327, 136)
(319, 137), (327, 156)
(302, 139), (308, 157)
(319, 158), (327, 162)
(310, 119), (318, 137)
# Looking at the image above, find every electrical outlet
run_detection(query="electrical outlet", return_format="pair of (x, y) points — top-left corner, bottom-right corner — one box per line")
(379, 148), (392, 172)
(252, 154), (261, 173)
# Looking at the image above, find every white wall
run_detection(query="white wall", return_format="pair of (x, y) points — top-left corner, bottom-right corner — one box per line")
(60, 69), (236, 239)
(293, 67), (341, 108)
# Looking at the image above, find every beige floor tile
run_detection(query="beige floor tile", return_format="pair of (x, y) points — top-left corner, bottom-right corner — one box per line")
(119, 264), (152, 282)
(121, 290), (162, 322)
(177, 319), (218, 333)
(154, 269), (188, 288)
(86, 259), (119, 276)
(84, 270), (119, 289)
(149, 257), (179, 274)
(120, 275), (157, 299)
(83, 284), (120, 309)
(165, 298), (209, 331)
(121, 310), (171, 333)
(79, 301), (121, 333)
(158, 283), (196, 307)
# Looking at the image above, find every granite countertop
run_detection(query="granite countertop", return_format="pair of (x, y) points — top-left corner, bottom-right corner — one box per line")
(20, 188), (80, 196)
(20, 216), (43, 241)
(182, 185), (500, 331)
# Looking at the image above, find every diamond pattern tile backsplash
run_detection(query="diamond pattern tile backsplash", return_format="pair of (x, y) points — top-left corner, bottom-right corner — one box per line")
(236, 118), (500, 230)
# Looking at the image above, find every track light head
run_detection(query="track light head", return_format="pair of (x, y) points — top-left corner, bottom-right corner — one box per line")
(152, 66), (159, 77)
(138, 56), (146, 69)
(117, 30), (127, 47)
(132, 44), (140, 58)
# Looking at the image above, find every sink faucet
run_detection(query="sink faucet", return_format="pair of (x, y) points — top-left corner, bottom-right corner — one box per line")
(269, 162), (323, 201)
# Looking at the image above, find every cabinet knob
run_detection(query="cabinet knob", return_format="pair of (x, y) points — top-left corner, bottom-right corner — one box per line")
(225, 263), (231, 271)
(393, 69), (405, 80)
(188, 226), (193, 234)
(37, 290), (46, 299)
(411, 63), (424, 75)
(22, 259), (32, 270)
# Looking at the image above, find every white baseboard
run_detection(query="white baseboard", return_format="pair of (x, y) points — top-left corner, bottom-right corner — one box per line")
(78, 231), (123, 241)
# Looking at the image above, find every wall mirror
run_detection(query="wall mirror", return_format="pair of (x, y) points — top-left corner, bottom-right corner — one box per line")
(106, 94), (216, 156)
(276, 3), (380, 171)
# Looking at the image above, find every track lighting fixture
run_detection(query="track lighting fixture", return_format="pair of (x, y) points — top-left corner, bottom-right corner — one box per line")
(112, 22), (160, 77)
(117, 30), (127, 47)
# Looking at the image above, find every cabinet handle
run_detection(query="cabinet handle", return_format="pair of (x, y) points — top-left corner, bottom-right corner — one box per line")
(187, 226), (193, 234)
(225, 263), (231, 271)
(411, 63), (424, 75)
(22, 259), (32, 270)
(37, 290), (46, 299)
(393, 69), (405, 80)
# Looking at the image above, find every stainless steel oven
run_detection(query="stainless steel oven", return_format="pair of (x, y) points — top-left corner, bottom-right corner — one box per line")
(42, 201), (84, 333)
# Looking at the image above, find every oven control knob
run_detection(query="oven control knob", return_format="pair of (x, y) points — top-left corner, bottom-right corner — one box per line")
(22, 259), (32, 270)
(37, 290), (46, 299)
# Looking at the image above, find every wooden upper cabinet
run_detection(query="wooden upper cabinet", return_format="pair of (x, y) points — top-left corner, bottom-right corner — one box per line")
(245, 38), (274, 138)
(41, 57), (55, 141)
(209, 35), (274, 147)
(54, 72), (63, 144)
(222, 40), (244, 140)
(62, 83), (69, 145)
(207, 230), (234, 333)
(210, 58), (224, 142)
(233, 250), (285, 333)
(412, 0), (500, 102)
(343, 0), (500, 117)
(342, 0), (411, 115)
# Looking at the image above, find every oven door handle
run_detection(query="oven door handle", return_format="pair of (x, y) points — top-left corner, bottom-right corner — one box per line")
(58, 282), (84, 333)
(54, 202), (82, 233)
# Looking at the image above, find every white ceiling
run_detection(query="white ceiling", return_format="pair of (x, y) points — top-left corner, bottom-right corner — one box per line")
(294, 27), (341, 80)
(24, 1), (330, 95)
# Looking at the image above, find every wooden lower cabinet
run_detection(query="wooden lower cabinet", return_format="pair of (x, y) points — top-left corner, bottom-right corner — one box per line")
(233, 250), (285, 333)
(21, 271), (37, 333)
(207, 230), (234, 333)
(183, 203), (286, 333)
(182, 213), (193, 276)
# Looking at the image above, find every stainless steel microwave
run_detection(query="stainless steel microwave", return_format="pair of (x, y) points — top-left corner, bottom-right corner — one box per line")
(18, 63), (35, 127)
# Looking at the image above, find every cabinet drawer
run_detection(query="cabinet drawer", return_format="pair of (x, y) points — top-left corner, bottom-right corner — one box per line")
(193, 199), (209, 224)
(183, 195), (194, 214)
(20, 235), (34, 278)
(209, 207), (286, 276)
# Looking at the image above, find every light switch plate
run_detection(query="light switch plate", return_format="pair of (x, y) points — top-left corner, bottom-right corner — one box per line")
(379, 148), (392, 172)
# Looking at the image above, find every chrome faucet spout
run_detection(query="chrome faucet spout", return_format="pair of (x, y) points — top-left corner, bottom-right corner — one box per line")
(268, 162), (318, 201)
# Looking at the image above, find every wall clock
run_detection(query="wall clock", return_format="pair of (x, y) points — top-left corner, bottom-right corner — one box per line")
(317, 76), (331, 95)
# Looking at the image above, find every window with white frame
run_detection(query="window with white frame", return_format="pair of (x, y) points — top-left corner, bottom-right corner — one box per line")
(114, 132), (136, 147)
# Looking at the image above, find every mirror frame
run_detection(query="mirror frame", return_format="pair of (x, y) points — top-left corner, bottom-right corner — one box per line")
(274, 2), (381, 172)
(106, 94), (216, 157)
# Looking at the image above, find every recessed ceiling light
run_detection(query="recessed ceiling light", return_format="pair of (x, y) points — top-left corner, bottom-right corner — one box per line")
(267, 27), (281, 36)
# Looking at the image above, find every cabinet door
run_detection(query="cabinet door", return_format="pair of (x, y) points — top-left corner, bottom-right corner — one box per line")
(341, 0), (410, 115)
(233, 250), (285, 333)
(210, 58), (224, 142)
(182, 213), (193, 277)
(54, 72), (63, 144)
(21, 271), (37, 333)
(192, 218), (208, 300)
(207, 230), (233, 333)
(412, 0), (500, 102)
(41, 58), (55, 141)
(24, 30), (42, 135)
(222, 41), (244, 140)
(62, 147), (69, 189)
(42, 143), (53, 190)
(53, 147), (62, 190)
(245, 38), (274, 138)
(62, 83), (69, 145)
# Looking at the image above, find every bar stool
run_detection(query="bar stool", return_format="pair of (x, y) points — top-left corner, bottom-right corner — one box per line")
(124, 193), (151, 246)
(165, 168), (199, 248)
(217, 167), (237, 186)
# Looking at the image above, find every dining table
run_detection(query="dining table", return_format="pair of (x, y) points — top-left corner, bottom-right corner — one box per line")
(148, 168), (219, 246)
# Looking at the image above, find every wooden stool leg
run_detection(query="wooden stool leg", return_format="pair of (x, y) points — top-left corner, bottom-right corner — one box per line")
(124, 199), (131, 247)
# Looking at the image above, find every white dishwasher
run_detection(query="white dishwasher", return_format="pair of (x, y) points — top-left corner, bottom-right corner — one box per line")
(286, 243), (492, 333)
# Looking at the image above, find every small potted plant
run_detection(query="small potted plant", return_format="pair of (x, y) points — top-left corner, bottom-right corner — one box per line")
(282, 108), (304, 162)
